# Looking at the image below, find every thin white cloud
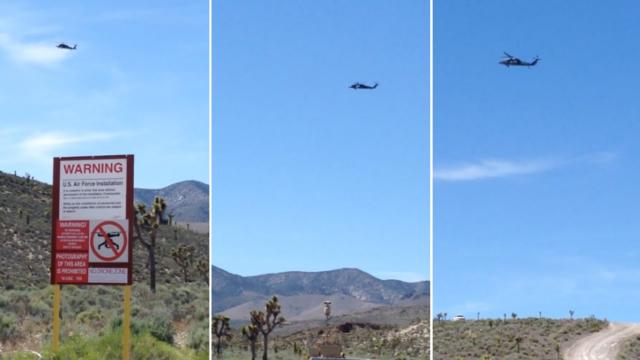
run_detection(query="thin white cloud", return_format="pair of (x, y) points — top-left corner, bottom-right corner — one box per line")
(436, 152), (618, 182)
(435, 159), (556, 181)
(0, 130), (125, 182)
(19, 131), (119, 160)
(0, 32), (70, 66)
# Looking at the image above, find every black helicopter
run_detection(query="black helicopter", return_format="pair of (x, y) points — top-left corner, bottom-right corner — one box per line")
(499, 52), (539, 67)
(97, 231), (121, 250)
(350, 82), (378, 90)
(56, 43), (77, 50)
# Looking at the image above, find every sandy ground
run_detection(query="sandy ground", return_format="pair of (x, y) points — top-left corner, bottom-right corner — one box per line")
(564, 323), (640, 360)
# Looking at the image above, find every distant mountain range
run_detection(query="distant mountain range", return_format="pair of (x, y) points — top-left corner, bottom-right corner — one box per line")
(135, 180), (209, 222)
(212, 266), (429, 322)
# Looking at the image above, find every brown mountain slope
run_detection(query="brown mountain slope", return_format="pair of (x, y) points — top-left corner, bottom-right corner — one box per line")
(212, 266), (429, 323)
(0, 171), (208, 289)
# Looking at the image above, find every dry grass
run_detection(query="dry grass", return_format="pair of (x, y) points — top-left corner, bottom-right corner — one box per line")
(617, 335), (640, 360)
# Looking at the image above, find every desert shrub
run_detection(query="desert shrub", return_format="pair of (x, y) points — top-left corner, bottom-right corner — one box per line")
(44, 331), (120, 360)
(3, 352), (43, 360)
(166, 286), (197, 306)
(28, 299), (49, 319)
(132, 332), (197, 360)
(186, 320), (209, 352)
(0, 294), (9, 309)
(144, 314), (175, 344)
(113, 312), (175, 345)
(42, 330), (198, 360)
(0, 313), (20, 343)
(76, 308), (104, 325)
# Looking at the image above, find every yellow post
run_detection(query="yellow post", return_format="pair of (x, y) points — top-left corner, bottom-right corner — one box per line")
(52, 285), (61, 352)
(123, 285), (131, 360)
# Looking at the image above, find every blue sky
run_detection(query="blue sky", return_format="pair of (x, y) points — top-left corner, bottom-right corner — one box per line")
(435, 1), (640, 321)
(0, 1), (208, 188)
(212, 1), (428, 282)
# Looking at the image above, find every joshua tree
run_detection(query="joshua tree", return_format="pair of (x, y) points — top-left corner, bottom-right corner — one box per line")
(511, 312), (517, 320)
(436, 313), (443, 322)
(242, 324), (260, 360)
(170, 244), (195, 282)
(196, 259), (209, 284)
(250, 296), (286, 360)
(133, 197), (167, 293)
(212, 315), (232, 356)
(515, 336), (523, 353)
(569, 310), (575, 320)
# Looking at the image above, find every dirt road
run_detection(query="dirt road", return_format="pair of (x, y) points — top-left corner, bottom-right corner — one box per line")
(564, 323), (640, 360)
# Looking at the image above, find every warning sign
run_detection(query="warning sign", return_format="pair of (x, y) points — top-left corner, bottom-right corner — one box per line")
(51, 155), (133, 285)
(89, 220), (128, 263)
(55, 220), (89, 251)
(54, 253), (88, 283)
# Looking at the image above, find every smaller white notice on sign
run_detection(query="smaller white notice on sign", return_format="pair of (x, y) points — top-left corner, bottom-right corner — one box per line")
(59, 158), (127, 220)
(88, 268), (128, 284)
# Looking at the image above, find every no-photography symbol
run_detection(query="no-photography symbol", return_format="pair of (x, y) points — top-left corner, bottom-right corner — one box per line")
(90, 220), (128, 262)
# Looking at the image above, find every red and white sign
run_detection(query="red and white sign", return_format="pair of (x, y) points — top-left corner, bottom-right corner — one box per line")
(54, 252), (88, 283)
(55, 220), (89, 251)
(51, 155), (133, 285)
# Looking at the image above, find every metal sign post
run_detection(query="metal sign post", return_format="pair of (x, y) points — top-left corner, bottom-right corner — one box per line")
(52, 285), (61, 351)
(123, 285), (131, 360)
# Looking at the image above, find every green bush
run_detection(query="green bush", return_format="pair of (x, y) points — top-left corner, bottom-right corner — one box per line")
(145, 315), (175, 344)
(41, 330), (200, 360)
(2, 352), (43, 360)
(186, 321), (209, 351)
(0, 313), (20, 343)
(28, 299), (49, 319)
(76, 308), (104, 325)
(0, 294), (9, 309)
(113, 312), (175, 344)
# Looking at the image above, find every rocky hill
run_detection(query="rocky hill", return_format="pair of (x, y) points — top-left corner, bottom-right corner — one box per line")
(0, 171), (208, 289)
(212, 266), (429, 322)
(434, 317), (608, 359)
(134, 180), (209, 223)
